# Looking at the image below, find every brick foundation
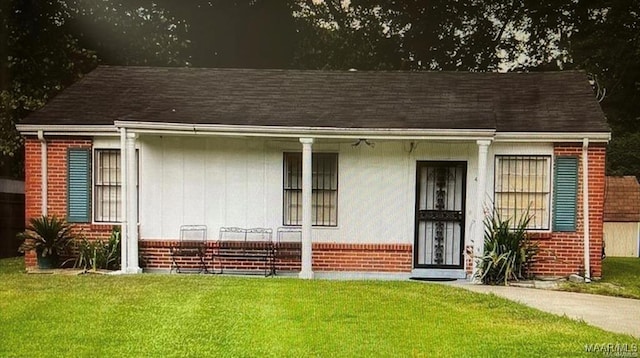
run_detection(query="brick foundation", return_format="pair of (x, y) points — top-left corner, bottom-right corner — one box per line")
(139, 240), (413, 273)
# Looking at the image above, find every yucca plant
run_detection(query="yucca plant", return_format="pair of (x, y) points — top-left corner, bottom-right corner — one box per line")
(18, 215), (74, 268)
(475, 209), (538, 285)
(72, 227), (121, 271)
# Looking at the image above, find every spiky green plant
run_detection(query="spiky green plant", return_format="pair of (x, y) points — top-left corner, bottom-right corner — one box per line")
(71, 227), (121, 271)
(475, 210), (538, 285)
(17, 215), (74, 258)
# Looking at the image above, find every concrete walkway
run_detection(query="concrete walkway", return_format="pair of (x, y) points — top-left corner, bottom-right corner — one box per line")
(450, 282), (640, 338)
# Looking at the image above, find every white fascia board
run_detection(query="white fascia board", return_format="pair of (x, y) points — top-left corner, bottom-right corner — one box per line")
(495, 132), (611, 143)
(16, 124), (119, 136)
(114, 121), (497, 141)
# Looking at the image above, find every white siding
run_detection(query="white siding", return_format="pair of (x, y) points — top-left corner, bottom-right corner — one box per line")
(604, 222), (640, 257)
(136, 136), (554, 247)
(139, 137), (282, 240)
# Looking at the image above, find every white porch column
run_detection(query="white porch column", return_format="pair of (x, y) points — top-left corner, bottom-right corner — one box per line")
(120, 128), (128, 272)
(126, 132), (141, 273)
(299, 137), (314, 279)
(472, 140), (491, 278)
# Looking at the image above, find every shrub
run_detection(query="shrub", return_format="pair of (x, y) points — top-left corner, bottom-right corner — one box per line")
(18, 215), (74, 259)
(71, 227), (121, 271)
(475, 210), (538, 285)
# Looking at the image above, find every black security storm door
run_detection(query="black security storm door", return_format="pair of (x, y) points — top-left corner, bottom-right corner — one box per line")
(414, 161), (466, 269)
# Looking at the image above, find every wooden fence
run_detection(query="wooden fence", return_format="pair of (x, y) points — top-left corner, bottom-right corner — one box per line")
(0, 179), (25, 258)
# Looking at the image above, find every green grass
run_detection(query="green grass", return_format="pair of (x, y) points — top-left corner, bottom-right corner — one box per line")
(0, 257), (637, 357)
(560, 257), (640, 299)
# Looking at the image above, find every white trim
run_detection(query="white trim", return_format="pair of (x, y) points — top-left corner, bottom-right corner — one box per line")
(120, 128), (128, 272)
(299, 137), (314, 279)
(495, 132), (610, 143)
(473, 140), (490, 278)
(93, 137), (123, 149)
(17, 122), (611, 143)
(126, 132), (141, 273)
(91, 148), (123, 224)
(115, 121), (496, 140)
(17, 125), (118, 135)
(411, 268), (467, 279)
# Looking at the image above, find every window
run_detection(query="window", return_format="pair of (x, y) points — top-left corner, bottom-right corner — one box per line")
(283, 153), (338, 226)
(494, 155), (551, 230)
(94, 149), (121, 222)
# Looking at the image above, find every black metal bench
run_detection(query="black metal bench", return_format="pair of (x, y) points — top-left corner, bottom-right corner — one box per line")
(211, 227), (274, 276)
(170, 225), (208, 273)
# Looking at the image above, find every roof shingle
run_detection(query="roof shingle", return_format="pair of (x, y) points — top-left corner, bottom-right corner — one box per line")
(604, 176), (640, 222)
(21, 66), (609, 133)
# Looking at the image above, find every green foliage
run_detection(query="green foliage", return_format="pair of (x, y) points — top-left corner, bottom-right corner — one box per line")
(17, 215), (74, 258)
(476, 210), (538, 285)
(292, 0), (577, 71)
(71, 226), (121, 271)
(155, 0), (297, 68)
(66, 1), (190, 67)
(1, 0), (189, 177)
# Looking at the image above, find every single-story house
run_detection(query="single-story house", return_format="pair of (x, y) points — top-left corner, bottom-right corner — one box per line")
(603, 176), (640, 257)
(17, 66), (610, 280)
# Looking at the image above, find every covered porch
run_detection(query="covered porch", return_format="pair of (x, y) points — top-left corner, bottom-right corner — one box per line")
(115, 122), (495, 279)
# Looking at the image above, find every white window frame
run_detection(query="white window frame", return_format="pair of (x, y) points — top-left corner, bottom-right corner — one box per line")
(92, 147), (138, 224)
(494, 155), (552, 230)
(93, 149), (122, 223)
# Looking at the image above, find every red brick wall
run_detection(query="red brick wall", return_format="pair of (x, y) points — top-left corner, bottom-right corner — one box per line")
(24, 138), (114, 268)
(527, 144), (605, 279)
(139, 240), (412, 273)
(312, 243), (412, 272)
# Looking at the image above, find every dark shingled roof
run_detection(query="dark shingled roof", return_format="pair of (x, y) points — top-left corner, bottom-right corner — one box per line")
(22, 66), (609, 132)
(604, 176), (640, 222)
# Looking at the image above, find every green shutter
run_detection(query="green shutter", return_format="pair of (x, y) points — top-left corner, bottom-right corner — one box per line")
(553, 156), (578, 232)
(67, 149), (91, 223)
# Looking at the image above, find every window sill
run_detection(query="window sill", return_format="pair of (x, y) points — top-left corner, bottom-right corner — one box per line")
(528, 232), (553, 240)
(281, 225), (340, 230)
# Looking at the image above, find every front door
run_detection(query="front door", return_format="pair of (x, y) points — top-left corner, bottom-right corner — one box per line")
(414, 161), (466, 269)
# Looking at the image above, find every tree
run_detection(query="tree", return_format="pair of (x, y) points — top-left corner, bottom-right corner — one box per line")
(66, 0), (189, 66)
(293, 0), (640, 178)
(0, 0), (189, 178)
(154, 0), (299, 68)
(3, 0), (639, 178)
(564, 0), (640, 177)
(0, 0), (96, 177)
(291, 0), (576, 71)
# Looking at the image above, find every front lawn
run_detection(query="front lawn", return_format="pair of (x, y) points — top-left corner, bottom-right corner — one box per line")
(560, 257), (640, 299)
(0, 257), (636, 357)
